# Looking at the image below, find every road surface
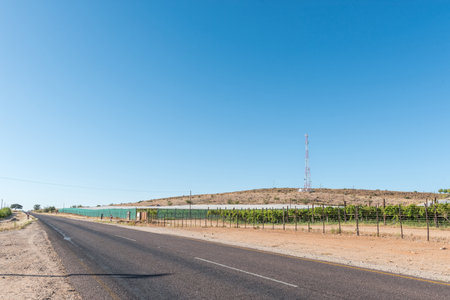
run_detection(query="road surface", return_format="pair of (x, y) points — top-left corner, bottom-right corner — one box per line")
(36, 214), (449, 299)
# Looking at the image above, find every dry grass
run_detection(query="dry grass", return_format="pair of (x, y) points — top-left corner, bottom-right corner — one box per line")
(117, 188), (445, 207)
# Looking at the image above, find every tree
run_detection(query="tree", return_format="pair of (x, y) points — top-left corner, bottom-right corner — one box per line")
(33, 204), (41, 211)
(43, 206), (56, 213)
(10, 203), (23, 210)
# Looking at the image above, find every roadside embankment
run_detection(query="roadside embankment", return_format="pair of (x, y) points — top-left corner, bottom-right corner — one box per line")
(0, 211), (33, 232)
(0, 214), (81, 300)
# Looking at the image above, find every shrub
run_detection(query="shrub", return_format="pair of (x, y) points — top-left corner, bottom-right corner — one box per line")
(0, 207), (12, 218)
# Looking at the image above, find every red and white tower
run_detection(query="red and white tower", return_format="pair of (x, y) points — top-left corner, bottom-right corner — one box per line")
(303, 133), (311, 192)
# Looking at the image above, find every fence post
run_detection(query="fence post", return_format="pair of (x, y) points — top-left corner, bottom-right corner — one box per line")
(425, 200), (430, 242)
(343, 200), (347, 222)
(236, 210), (239, 228)
(262, 208), (265, 229)
(383, 199), (386, 225)
(355, 206), (359, 236)
(282, 207), (286, 230)
(376, 204), (379, 237)
(308, 205), (311, 232)
(434, 198), (438, 228)
(338, 206), (341, 234)
(253, 209), (256, 229)
(295, 209), (298, 231)
(222, 209), (225, 227)
(322, 204), (325, 234)
(230, 209), (233, 228)
(209, 208), (213, 227)
(399, 205), (403, 239)
(244, 209), (247, 228)
(312, 203), (315, 223)
(163, 216), (166, 227)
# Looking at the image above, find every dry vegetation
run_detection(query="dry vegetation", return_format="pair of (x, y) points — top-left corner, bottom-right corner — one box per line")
(119, 188), (446, 207)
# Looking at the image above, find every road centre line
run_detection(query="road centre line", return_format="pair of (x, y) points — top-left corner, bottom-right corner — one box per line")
(114, 234), (137, 242)
(194, 257), (298, 288)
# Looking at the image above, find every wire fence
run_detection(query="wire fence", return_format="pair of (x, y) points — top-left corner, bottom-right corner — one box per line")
(58, 203), (449, 241)
(142, 203), (449, 241)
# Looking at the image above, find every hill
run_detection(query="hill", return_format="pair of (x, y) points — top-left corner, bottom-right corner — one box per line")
(117, 188), (446, 207)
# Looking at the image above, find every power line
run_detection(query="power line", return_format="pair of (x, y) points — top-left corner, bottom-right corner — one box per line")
(0, 175), (187, 194)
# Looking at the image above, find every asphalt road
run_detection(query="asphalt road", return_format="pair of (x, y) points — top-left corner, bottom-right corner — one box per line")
(35, 214), (449, 299)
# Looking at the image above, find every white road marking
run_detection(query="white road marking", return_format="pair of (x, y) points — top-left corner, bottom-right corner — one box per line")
(45, 222), (77, 246)
(114, 234), (136, 242)
(194, 257), (298, 288)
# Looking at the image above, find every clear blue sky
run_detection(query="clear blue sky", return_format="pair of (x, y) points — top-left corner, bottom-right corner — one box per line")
(1, 1), (449, 210)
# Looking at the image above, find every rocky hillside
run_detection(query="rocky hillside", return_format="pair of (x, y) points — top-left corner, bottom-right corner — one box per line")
(117, 188), (445, 207)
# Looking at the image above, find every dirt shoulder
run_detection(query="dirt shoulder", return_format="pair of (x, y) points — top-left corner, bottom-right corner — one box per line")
(0, 211), (32, 232)
(0, 214), (81, 300)
(47, 213), (450, 283)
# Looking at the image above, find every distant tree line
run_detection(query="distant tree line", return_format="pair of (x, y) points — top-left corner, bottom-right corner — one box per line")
(32, 204), (56, 213)
(438, 189), (450, 194)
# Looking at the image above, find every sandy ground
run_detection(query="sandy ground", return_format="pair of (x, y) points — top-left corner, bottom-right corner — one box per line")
(0, 212), (81, 300)
(46, 212), (450, 283)
(0, 210), (32, 231)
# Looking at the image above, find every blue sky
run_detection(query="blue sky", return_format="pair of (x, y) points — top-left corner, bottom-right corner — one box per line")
(0, 1), (449, 210)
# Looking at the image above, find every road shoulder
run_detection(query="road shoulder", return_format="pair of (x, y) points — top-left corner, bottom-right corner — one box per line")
(0, 218), (81, 300)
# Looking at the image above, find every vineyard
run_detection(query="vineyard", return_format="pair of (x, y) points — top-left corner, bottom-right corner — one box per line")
(143, 203), (449, 227)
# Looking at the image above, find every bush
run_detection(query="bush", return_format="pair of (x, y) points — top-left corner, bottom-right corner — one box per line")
(0, 207), (12, 218)
(43, 206), (56, 213)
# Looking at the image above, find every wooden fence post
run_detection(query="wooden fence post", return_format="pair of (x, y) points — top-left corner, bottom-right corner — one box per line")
(355, 206), (359, 236)
(383, 199), (386, 225)
(282, 207), (286, 230)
